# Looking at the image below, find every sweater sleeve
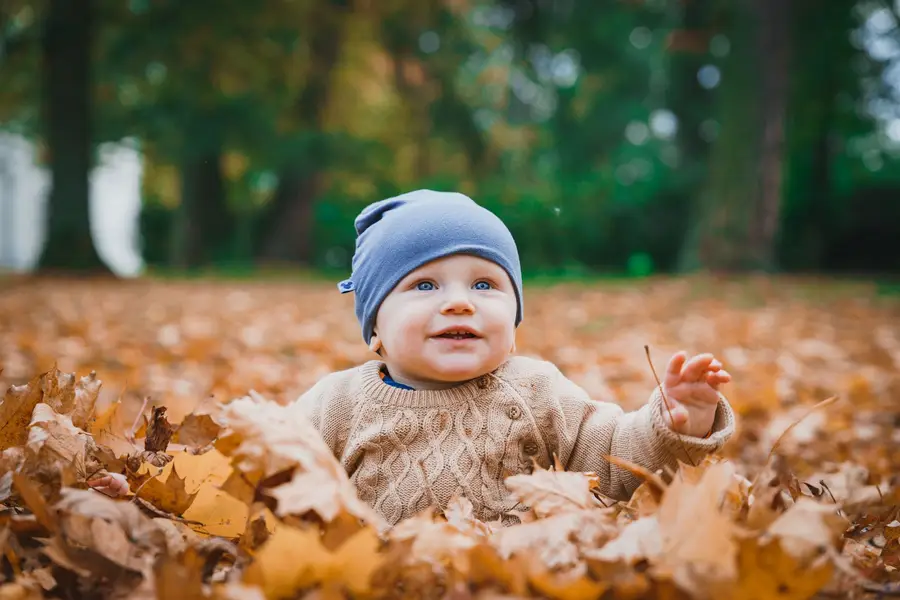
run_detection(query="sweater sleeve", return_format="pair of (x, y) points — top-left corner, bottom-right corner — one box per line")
(523, 360), (735, 501)
(293, 369), (359, 460)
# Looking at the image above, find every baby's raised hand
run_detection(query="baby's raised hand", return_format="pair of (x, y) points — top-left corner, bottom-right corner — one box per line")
(660, 351), (731, 438)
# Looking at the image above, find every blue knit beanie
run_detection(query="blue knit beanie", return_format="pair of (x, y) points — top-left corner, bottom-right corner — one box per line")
(338, 189), (524, 343)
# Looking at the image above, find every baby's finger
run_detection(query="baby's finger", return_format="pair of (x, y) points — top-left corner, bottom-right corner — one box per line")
(663, 404), (689, 429)
(707, 370), (731, 389)
(709, 358), (723, 371)
(682, 353), (714, 382)
(710, 369), (731, 383)
(665, 351), (688, 387)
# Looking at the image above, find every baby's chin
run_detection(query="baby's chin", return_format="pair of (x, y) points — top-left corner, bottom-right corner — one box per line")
(419, 354), (507, 384)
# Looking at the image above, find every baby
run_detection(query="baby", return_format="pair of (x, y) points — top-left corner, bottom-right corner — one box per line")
(89, 190), (736, 518)
(297, 190), (735, 526)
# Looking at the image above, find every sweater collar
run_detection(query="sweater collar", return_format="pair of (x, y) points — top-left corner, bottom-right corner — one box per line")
(360, 360), (497, 408)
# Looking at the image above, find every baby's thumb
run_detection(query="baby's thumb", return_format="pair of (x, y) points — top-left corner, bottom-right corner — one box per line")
(666, 405), (689, 430)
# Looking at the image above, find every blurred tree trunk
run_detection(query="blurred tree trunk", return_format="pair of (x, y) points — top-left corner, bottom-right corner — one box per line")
(667, 0), (715, 192)
(752, 0), (790, 269)
(392, 52), (432, 181)
(256, 1), (348, 265)
(678, 0), (791, 272)
(381, 4), (489, 182)
(257, 172), (319, 264)
(778, 0), (855, 270)
(169, 150), (228, 269)
(37, 0), (111, 274)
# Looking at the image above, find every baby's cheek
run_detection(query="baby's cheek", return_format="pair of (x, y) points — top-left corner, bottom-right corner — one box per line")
(488, 322), (516, 351)
(390, 337), (417, 359)
(390, 324), (430, 359)
(398, 322), (426, 346)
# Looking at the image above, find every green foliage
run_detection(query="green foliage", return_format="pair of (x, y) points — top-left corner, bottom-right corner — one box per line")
(4, 0), (900, 275)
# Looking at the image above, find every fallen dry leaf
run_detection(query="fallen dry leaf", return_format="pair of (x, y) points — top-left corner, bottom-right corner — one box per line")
(46, 488), (168, 579)
(213, 395), (330, 482)
(0, 277), (897, 599)
(444, 495), (497, 537)
(12, 472), (57, 532)
(214, 393), (386, 533)
(153, 516), (203, 555)
(175, 400), (223, 450)
(0, 581), (44, 600)
(144, 406), (176, 453)
(767, 496), (848, 562)
(604, 454), (668, 502)
(390, 508), (482, 572)
(527, 561), (608, 600)
(132, 449), (243, 535)
(267, 467), (367, 523)
(153, 545), (208, 600)
(134, 461), (199, 516)
(182, 486), (250, 538)
(494, 509), (619, 571)
(717, 537), (835, 600)
(39, 369), (77, 416)
(1, 369), (103, 456)
(71, 371), (101, 431)
(504, 466), (599, 518)
(590, 460), (741, 598)
(587, 513), (662, 565)
(0, 374), (44, 451)
(653, 461), (741, 594)
(26, 403), (94, 481)
(89, 396), (142, 458)
(243, 524), (382, 599)
(0, 447), (25, 496)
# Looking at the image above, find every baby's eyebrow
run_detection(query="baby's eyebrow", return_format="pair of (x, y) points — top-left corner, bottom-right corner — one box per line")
(403, 272), (437, 284)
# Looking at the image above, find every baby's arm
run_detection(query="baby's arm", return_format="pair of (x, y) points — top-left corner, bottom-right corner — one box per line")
(536, 364), (734, 501)
(293, 370), (357, 461)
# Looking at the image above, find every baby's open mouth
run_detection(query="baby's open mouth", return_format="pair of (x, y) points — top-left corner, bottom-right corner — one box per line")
(434, 330), (480, 340)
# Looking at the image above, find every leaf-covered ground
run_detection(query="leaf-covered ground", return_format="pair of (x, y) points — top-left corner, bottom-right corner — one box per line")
(0, 275), (898, 599)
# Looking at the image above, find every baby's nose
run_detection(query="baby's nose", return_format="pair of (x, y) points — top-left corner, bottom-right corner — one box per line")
(441, 289), (475, 313)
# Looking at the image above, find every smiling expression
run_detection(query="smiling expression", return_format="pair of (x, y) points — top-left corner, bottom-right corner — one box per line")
(372, 254), (519, 389)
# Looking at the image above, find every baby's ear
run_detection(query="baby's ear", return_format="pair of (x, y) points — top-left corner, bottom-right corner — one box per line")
(368, 334), (382, 354)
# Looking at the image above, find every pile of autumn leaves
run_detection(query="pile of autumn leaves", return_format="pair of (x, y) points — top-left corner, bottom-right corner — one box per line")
(0, 368), (897, 600)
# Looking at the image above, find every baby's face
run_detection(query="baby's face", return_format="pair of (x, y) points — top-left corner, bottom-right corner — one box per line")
(373, 254), (518, 389)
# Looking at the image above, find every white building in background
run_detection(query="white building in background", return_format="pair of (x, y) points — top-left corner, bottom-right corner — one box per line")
(0, 132), (145, 277)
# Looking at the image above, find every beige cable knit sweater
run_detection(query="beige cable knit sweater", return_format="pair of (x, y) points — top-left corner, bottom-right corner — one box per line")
(299, 355), (735, 526)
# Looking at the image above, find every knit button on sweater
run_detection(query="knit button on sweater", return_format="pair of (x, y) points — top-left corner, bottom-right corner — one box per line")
(298, 355), (735, 526)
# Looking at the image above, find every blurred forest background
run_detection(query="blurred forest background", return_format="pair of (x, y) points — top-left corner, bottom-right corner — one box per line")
(2, 0), (900, 278)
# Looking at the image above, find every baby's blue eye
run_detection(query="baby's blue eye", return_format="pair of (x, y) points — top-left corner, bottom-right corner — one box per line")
(416, 281), (435, 291)
(473, 281), (492, 291)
